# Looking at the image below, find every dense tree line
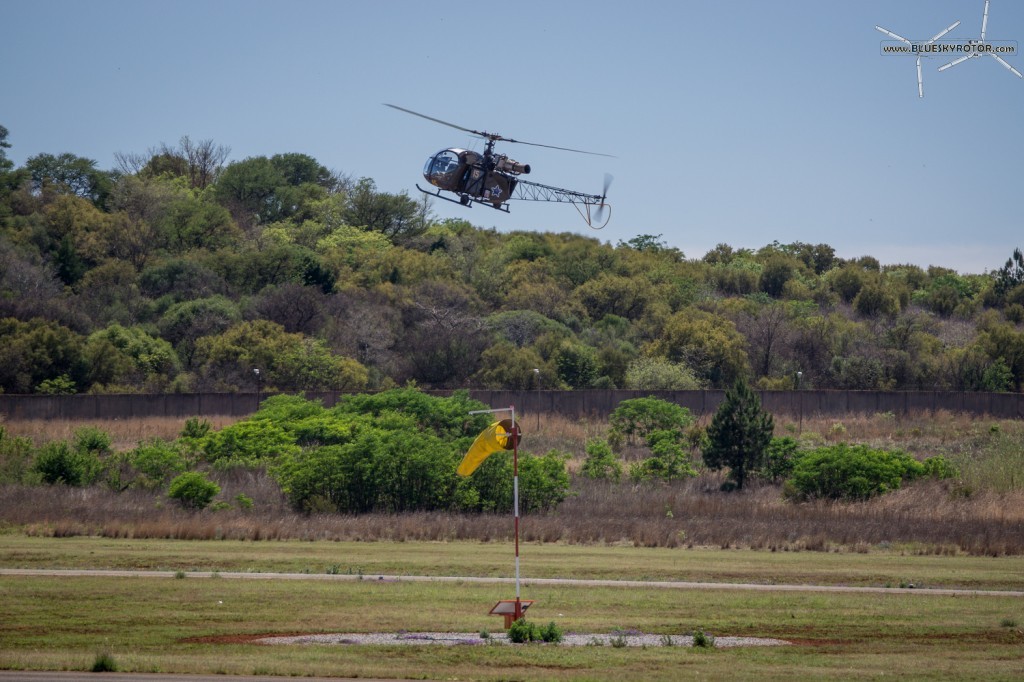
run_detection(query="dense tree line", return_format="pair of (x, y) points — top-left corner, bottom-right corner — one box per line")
(1, 125), (1023, 395)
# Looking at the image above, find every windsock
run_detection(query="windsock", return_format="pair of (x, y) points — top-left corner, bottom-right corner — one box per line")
(457, 418), (517, 477)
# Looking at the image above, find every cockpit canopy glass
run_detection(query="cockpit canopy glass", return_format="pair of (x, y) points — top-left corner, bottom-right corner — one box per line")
(424, 150), (461, 185)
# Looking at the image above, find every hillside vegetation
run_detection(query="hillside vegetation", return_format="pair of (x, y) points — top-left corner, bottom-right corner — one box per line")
(2, 126), (1023, 395)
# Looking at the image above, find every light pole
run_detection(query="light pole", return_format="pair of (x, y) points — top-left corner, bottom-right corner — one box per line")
(253, 368), (262, 410)
(532, 368), (540, 430)
(796, 371), (803, 435)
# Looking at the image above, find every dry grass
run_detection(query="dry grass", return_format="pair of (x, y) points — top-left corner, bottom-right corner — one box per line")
(0, 415), (242, 451)
(2, 410), (1023, 555)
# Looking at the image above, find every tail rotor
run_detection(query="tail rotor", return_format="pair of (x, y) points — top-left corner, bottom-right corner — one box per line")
(589, 173), (613, 229)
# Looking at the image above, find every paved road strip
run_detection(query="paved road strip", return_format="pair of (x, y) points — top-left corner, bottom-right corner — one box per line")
(2, 568), (1021, 596)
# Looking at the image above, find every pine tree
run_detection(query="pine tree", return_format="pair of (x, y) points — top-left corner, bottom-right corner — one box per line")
(703, 378), (774, 490)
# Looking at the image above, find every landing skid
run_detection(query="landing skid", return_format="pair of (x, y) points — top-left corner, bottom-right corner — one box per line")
(416, 184), (510, 213)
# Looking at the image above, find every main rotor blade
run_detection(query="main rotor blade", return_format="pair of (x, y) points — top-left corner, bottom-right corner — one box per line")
(991, 54), (1024, 78)
(503, 137), (616, 158)
(938, 54), (972, 71)
(385, 103), (614, 157)
(917, 57), (924, 97)
(384, 103), (485, 137)
(981, 0), (989, 41)
(928, 20), (960, 44)
(875, 25), (911, 44)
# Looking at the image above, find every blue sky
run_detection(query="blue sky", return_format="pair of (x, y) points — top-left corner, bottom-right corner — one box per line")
(3, 0), (1022, 274)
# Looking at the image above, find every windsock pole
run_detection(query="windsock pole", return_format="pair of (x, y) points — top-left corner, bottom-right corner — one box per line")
(468, 405), (521, 619)
(511, 405), (521, 619)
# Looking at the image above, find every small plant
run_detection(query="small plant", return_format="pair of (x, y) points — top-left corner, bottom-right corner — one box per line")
(181, 417), (212, 440)
(91, 652), (118, 672)
(507, 618), (539, 643)
(609, 634), (628, 648)
(174, 570), (186, 579)
(326, 564), (341, 575)
(234, 493), (254, 510)
(692, 627), (715, 648)
(1000, 617), (1017, 628)
(479, 629), (490, 639)
(660, 634), (675, 647)
(539, 621), (563, 643)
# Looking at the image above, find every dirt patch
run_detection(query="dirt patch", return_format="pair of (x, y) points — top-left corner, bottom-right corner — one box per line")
(252, 631), (791, 648)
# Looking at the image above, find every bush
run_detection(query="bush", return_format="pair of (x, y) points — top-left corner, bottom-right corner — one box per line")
(127, 439), (188, 489)
(785, 444), (925, 501)
(73, 426), (112, 456)
(202, 420), (300, 467)
(608, 397), (695, 449)
(922, 455), (958, 480)
(759, 436), (800, 482)
(628, 430), (697, 483)
(91, 652), (118, 672)
(507, 618), (564, 643)
(168, 471), (220, 509)
(692, 627), (715, 648)
(581, 439), (622, 482)
(0, 427), (35, 484)
(33, 441), (100, 486)
(539, 621), (564, 643)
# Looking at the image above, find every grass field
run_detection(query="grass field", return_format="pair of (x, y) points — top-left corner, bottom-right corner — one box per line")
(1, 536), (1022, 680)
(1, 411), (1023, 678)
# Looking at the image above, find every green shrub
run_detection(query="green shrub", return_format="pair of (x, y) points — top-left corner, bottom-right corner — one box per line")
(628, 430), (697, 483)
(922, 455), (958, 480)
(333, 388), (490, 440)
(507, 618), (540, 643)
(608, 397), (695, 449)
(91, 652), (118, 672)
(127, 439), (187, 489)
(786, 444), (925, 501)
(692, 627), (715, 648)
(539, 621), (563, 643)
(759, 436), (801, 482)
(180, 417), (211, 441)
(0, 427), (35, 484)
(168, 471), (220, 509)
(581, 438), (622, 482)
(73, 426), (112, 456)
(202, 420), (300, 467)
(33, 441), (100, 486)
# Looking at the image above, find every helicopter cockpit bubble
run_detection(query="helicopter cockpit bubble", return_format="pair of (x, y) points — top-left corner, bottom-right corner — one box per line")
(423, 149), (462, 190)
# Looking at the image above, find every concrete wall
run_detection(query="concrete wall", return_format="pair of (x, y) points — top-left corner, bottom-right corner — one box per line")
(1, 390), (1021, 421)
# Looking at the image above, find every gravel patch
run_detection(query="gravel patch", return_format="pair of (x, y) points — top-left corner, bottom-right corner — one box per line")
(257, 631), (789, 648)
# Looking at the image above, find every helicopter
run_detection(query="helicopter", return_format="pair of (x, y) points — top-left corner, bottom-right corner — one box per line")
(384, 104), (614, 229)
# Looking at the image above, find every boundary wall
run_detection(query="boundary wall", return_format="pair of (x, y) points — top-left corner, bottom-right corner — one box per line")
(1, 390), (1021, 421)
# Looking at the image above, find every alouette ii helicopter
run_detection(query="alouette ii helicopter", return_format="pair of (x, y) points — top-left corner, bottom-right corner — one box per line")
(385, 104), (613, 229)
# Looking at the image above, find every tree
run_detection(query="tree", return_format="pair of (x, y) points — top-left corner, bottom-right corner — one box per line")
(214, 156), (285, 227)
(343, 177), (425, 240)
(0, 124), (12, 172)
(702, 378), (774, 490)
(647, 308), (749, 387)
(992, 247), (1024, 305)
(623, 357), (702, 390)
(24, 152), (113, 207)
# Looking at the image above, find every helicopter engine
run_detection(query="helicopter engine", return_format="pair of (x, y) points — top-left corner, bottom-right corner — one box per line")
(495, 157), (530, 175)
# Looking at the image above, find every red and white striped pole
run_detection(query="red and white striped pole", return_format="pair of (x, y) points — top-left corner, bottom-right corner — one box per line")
(511, 405), (522, 621)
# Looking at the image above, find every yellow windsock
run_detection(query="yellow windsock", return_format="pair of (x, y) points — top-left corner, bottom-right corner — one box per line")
(457, 419), (517, 477)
